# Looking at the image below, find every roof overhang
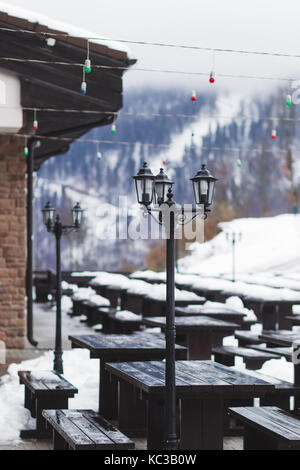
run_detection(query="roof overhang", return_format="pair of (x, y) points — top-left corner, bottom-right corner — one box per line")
(0, 6), (136, 170)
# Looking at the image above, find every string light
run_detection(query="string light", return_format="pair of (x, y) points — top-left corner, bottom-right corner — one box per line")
(286, 94), (292, 106)
(84, 40), (91, 74)
(21, 106), (300, 124)
(191, 90), (197, 102)
(0, 56), (298, 82)
(8, 132), (300, 155)
(2, 25), (300, 61)
(111, 123), (116, 134)
(272, 128), (277, 139)
(209, 71), (215, 83)
(24, 136), (28, 156)
(33, 109), (38, 130)
(81, 68), (87, 94)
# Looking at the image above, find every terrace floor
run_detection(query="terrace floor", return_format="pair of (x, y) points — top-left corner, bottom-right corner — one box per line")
(1, 301), (243, 450)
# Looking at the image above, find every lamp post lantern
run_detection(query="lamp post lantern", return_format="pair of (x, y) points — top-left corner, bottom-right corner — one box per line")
(42, 202), (83, 374)
(133, 162), (217, 449)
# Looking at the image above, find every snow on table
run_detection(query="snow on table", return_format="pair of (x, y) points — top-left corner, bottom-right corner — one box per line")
(86, 294), (110, 307)
(115, 311), (142, 321)
(71, 287), (96, 301)
(185, 296), (257, 321)
(90, 272), (131, 288)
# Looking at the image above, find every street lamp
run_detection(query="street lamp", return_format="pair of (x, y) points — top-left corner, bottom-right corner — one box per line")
(133, 162), (217, 449)
(42, 202), (83, 374)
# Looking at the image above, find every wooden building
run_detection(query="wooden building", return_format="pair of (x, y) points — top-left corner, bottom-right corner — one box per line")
(0, 5), (135, 347)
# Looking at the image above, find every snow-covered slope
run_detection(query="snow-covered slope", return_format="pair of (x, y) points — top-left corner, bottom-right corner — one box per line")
(179, 213), (300, 275)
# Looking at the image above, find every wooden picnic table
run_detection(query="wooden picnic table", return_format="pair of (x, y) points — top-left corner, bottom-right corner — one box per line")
(68, 333), (187, 423)
(142, 296), (206, 317)
(105, 359), (274, 450)
(142, 316), (239, 359)
(259, 330), (300, 387)
(175, 306), (246, 324)
(243, 296), (300, 330)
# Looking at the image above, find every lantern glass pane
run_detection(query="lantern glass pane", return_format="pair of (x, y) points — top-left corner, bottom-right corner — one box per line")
(193, 181), (200, 205)
(143, 178), (154, 204)
(135, 179), (143, 203)
(200, 179), (209, 195)
(207, 180), (215, 205)
(155, 181), (164, 201)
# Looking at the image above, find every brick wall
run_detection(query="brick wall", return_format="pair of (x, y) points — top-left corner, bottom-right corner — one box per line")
(0, 134), (26, 348)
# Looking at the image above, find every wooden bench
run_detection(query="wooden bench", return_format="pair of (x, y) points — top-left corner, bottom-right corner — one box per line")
(229, 406), (300, 449)
(43, 409), (135, 450)
(18, 370), (78, 439)
(235, 330), (264, 347)
(213, 346), (280, 370)
(224, 370), (300, 435)
(249, 344), (293, 362)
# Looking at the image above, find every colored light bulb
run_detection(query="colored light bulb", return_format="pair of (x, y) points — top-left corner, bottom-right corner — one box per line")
(33, 120), (38, 130)
(85, 59), (91, 74)
(111, 124), (116, 134)
(191, 90), (197, 102)
(24, 147), (29, 156)
(272, 129), (277, 139)
(81, 81), (87, 94)
(209, 71), (215, 83)
(286, 94), (292, 106)
(97, 151), (102, 160)
(237, 159), (242, 168)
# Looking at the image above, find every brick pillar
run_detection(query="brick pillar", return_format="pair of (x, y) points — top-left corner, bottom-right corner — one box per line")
(0, 134), (26, 348)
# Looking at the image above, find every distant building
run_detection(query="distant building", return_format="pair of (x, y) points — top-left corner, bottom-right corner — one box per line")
(0, 4), (135, 347)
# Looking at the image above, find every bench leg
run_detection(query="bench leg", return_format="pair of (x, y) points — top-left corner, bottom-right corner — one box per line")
(262, 304), (277, 331)
(36, 397), (69, 438)
(24, 386), (35, 417)
(119, 381), (147, 436)
(180, 395), (223, 450)
(53, 430), (68, 450)
(99, 360), (118, 420)
(244, 425), (278, 450)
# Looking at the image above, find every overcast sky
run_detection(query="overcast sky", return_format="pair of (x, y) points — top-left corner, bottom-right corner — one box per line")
(5, 0), (300, 96)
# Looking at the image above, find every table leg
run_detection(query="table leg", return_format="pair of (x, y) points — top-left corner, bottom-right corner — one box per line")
(187, 332), (212, 360)
(119, 381), (147, 436)
(262, 304), (277, 331)
(99, 360), (118, 420)
(278, 304), (293, 330)
(180, 395), (223, 450)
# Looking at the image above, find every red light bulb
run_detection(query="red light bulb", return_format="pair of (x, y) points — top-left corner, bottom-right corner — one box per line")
(191, 90), (197, 102)
(209, 71), (215, 83)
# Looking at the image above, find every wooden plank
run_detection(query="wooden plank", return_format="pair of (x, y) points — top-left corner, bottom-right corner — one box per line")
(147, 361), (212, 391)
(105, 362), (165, 393)
(249, 345), (293, 361)
(66, 412), (115, 448)
(143, 316), (239, 332)
(82, 410), (134, 448)
(229, 407), (300, 442)
(42, 410), (95, 449)
(198, 360), (273, 392)
(212, 346), (280, 360)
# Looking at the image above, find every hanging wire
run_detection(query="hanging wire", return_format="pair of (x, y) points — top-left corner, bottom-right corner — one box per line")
(2, 25), (300, 60)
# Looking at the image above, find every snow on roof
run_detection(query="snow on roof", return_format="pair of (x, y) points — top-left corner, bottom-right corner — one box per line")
(0, 1), (134, 58)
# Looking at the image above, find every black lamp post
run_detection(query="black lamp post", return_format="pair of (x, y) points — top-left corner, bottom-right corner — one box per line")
(42, 201), (83, 374)
(133, 162), (217, 449)
(226, 231), (242, 282)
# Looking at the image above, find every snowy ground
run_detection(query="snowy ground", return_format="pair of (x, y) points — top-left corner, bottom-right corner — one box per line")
(179, 213), (300, 276)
